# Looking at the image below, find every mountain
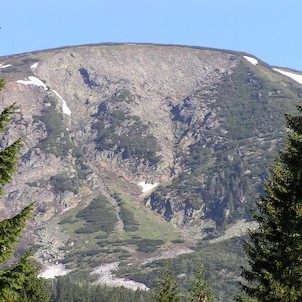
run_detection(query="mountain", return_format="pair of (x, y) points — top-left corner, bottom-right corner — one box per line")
(1, 43), (302, 300)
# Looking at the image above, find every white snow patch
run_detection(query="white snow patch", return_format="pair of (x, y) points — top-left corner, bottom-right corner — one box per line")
(138, 181), (158, 193)
(31, 62), (39, 69)
(91, 262), (149, 291)
(0, 64), (12, 69)
(16, 76), (48, 90)
(273, 68), (302, 85)
(243, 56), (258, 65)
(38, 264), (73, 279)
(52, 90), (72, 116)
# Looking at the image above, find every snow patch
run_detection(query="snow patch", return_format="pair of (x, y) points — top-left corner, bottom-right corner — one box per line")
(138, 181), (158, 193)
(31, 62), (39, 69)
(52, 90), (71, 116)
(0, 64), (12, 69)
(273, 68), (302, 85)
(16, 76), (48, 90)
(38, 264), (73, 279)
(91, 262), (149, 291)
(243, 56), (258, 65)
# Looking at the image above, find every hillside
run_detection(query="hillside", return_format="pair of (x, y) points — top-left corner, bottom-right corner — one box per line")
(1, 43), (302, 301)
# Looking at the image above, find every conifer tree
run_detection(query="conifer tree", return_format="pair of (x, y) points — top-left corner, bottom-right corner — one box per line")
(188, 261), (215, 302)
(0, 79), (47, 301)
(154, 262), (180, 302)
(239, 105), (302, 301)
(17, 254), (48, 302)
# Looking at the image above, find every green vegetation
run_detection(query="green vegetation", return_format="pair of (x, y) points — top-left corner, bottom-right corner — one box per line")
(50, 173), (78, 195)
(58, 181), (180, 268)
(34, 95), (73, 157)
(34, 94), (90, 193)
(149, 60), (299, 228)
(187, 261), (215, 302)
(111, 89), (135, 104)
(136, 239), (165, 253)
(98, 170), (182, 241)
(111, 192), (139, 232)
(154, 263), (180, 302)
(92, 94), (161, 166)
(217, 61), (299, 140)
(75, 195), (118, 234)
(239, 105), (302, 301)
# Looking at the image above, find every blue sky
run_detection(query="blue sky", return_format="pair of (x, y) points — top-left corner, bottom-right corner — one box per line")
(1, 0), (302, 70)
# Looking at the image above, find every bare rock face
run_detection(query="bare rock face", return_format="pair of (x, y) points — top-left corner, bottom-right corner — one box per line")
(0, 44), (301, 264)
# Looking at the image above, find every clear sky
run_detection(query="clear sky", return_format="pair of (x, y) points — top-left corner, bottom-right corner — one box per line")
(1, 0), (302, 70)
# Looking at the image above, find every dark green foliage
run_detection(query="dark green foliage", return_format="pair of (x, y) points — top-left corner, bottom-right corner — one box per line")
(0, 102), (15, 134)
(0, 79), (4, 91)
(0, 137), (22, 196)
(111, 89), (135, 104)
(0, 252), (36, 301)
(154, 262), (180, 302)
(92, 98), (161, 166)
(75, 195), (117, 234)
(34, 95), (73, 157)
(240, 105), (302, 301)
(136, 239), (164, 253)
(236, 297), (257, 302)
(17, 255), (48, 302)
(34, 95), (88, 193)
(50, 173), (78, 195)
(171, 239), (185, 244)
(0, 204), (33, 263)
(217, 62), (295, 140)
(119, 206), (139, 232)
(187, 261), (215, 302)
(0, 101), (23, 196)
(112, 192), (139, 232)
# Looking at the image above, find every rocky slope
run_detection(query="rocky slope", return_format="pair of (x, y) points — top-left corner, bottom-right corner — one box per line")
(1, 44), (302, 272)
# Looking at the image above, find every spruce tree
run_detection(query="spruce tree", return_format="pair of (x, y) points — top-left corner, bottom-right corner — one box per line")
(17, 254), (48, 302)
(0, 79), (47, 301)
(154, 262), (180, 302)
(239, 105), (302, 301)
(188, 261), (214, 302)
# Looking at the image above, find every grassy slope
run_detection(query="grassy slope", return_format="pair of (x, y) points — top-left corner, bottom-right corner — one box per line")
(59, 169), (182, 268)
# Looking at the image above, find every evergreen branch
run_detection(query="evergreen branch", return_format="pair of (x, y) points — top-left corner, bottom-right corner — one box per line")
(0, 203), (34, 263)
(0, 103), (16, 134)
(0, 138), (23, 196)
